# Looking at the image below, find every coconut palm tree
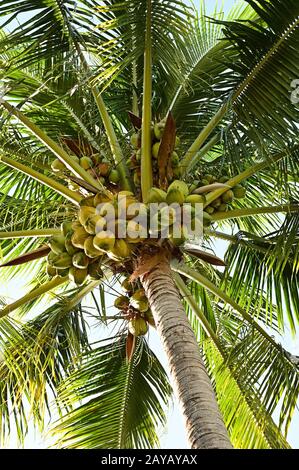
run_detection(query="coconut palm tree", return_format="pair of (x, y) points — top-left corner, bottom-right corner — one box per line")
(0, 0), (298, 449)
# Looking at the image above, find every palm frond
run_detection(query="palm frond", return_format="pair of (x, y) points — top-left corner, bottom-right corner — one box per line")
(178, 274), (299, 442)
(217, 0), (299, 146)
(221, 321), (299, 437)
(92, 1), (191, 95)
(176, 278), (290, 448)
(170, 3), (234, 145)
(0, 289), (91, 444)
(203, 339), (291, 449)
(0, 193), (70, 281)
(52, 337), (172, 449)
(222, 224), (299, 333)
(0, 1), (99, 68)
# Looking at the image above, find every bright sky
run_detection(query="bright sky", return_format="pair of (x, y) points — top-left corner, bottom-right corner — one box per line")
(1, 0), (299, 450)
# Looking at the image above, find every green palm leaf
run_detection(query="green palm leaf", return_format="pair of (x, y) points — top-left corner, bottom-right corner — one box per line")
(177, 275), (297, 445)
(52, 337), (172, 449)
(222, 224), (299, 333)
(175, 277), (290, 448)
(0, 288), (91, 444)
(204, 339), (291, 449)
(170, 2), (257, 146)
(218, 0), (299, 146)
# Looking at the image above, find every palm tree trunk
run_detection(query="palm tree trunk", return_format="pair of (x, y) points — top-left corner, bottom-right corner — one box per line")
(141, 259), (232, 449)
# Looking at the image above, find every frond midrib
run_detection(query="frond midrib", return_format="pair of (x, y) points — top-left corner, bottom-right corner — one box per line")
(117, 352), (135, 449)
(232, 15), (299, 102)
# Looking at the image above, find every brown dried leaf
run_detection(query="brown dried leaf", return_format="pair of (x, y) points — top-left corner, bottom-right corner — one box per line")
(61, 137), (97, 157)
(0, 246), (50, 267)
(157, 113), (176, 190)
(68, 175), (98, 193)
(128, 112), (142, 130)
(126, 332), (136, 362)
(166, 156), (174, 183)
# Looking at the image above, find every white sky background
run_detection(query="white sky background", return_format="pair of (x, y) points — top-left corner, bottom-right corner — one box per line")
(1, 0), (299, 449)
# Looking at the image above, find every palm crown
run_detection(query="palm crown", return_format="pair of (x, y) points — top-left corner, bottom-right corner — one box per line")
(0, 0), (298, 449)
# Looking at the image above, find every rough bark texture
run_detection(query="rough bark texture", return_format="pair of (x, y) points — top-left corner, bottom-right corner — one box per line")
(141, 260), (232, 449)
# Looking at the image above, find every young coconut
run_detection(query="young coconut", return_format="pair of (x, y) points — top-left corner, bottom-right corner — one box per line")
(80, 156), (93, 170)
(147, 187), (167, 203)
(152, 142), (161, 159)
(93, 230), (115, 252)
(84, 214), (107, 235)
(46, 264), (57, 278)
(128, 318), (148, 336)
(88, 261), (104, 280)
(78, 206), (96, 226)
(114, 295), (130, 310)
(51, 253), (73, 269)
(130, 289), (149, 312)
(222, 190), (234, 203)
(65, 231), (80, 256)
(69, 266), (88, 285)
(130, 133), (140, 149)
(167, 180), (189, 198)
(109, 169), (120, 184)
(51, 159), (66, 173)
(48, 235), (66, 255)
(166, 188), (185, 205)
(107, 239), (132, 260)
(79, 196), (96, 209)
(84, 236), (105, 258)
(61, 221), (74, 237)
(72, 252), (90, 269)
(233, 185), (246, 199)
(71, 226), (90, 249)
(121, 277), (133, 293)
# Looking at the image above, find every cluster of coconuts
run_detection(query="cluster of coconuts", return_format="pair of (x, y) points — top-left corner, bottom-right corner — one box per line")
(189, 173), (247, 215)
(128, 118), (181, 190)
(47, 190), (150, 284)
(46, 220), (104, 285)
(51, 153), (121, 191)
(46, 174), (247, 284)
(146, 179), (212, 245)
(114, 279), (155, 337)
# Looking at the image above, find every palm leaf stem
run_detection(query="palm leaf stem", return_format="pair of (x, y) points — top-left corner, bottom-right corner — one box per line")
(205, 230), (241, 243)
(205, 230), (270, 253)
(0, 155), (82, 204)
(74, 43), (131, 191)
(0, 276), (68, 319)
(141, 0), (153, 202)
(67, 281), (101, 312)
(174, 273), (222, 351)
(204, 147), (299, 207)
(0, 229), (61, 239)
(0, 99), (102, 190)
(183, 133), (220, 173)
(93, 92), (131, 191)
(182, 16), (299, 174)
(181, 103), (229, 173)
(117, 351), (134, 448)
(231, 16), (299, 101)
(211, 204), (299, 222)
(171, 260), (281, 352)
(132, 59), (139, 117)
(131, 6), (139, 118)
